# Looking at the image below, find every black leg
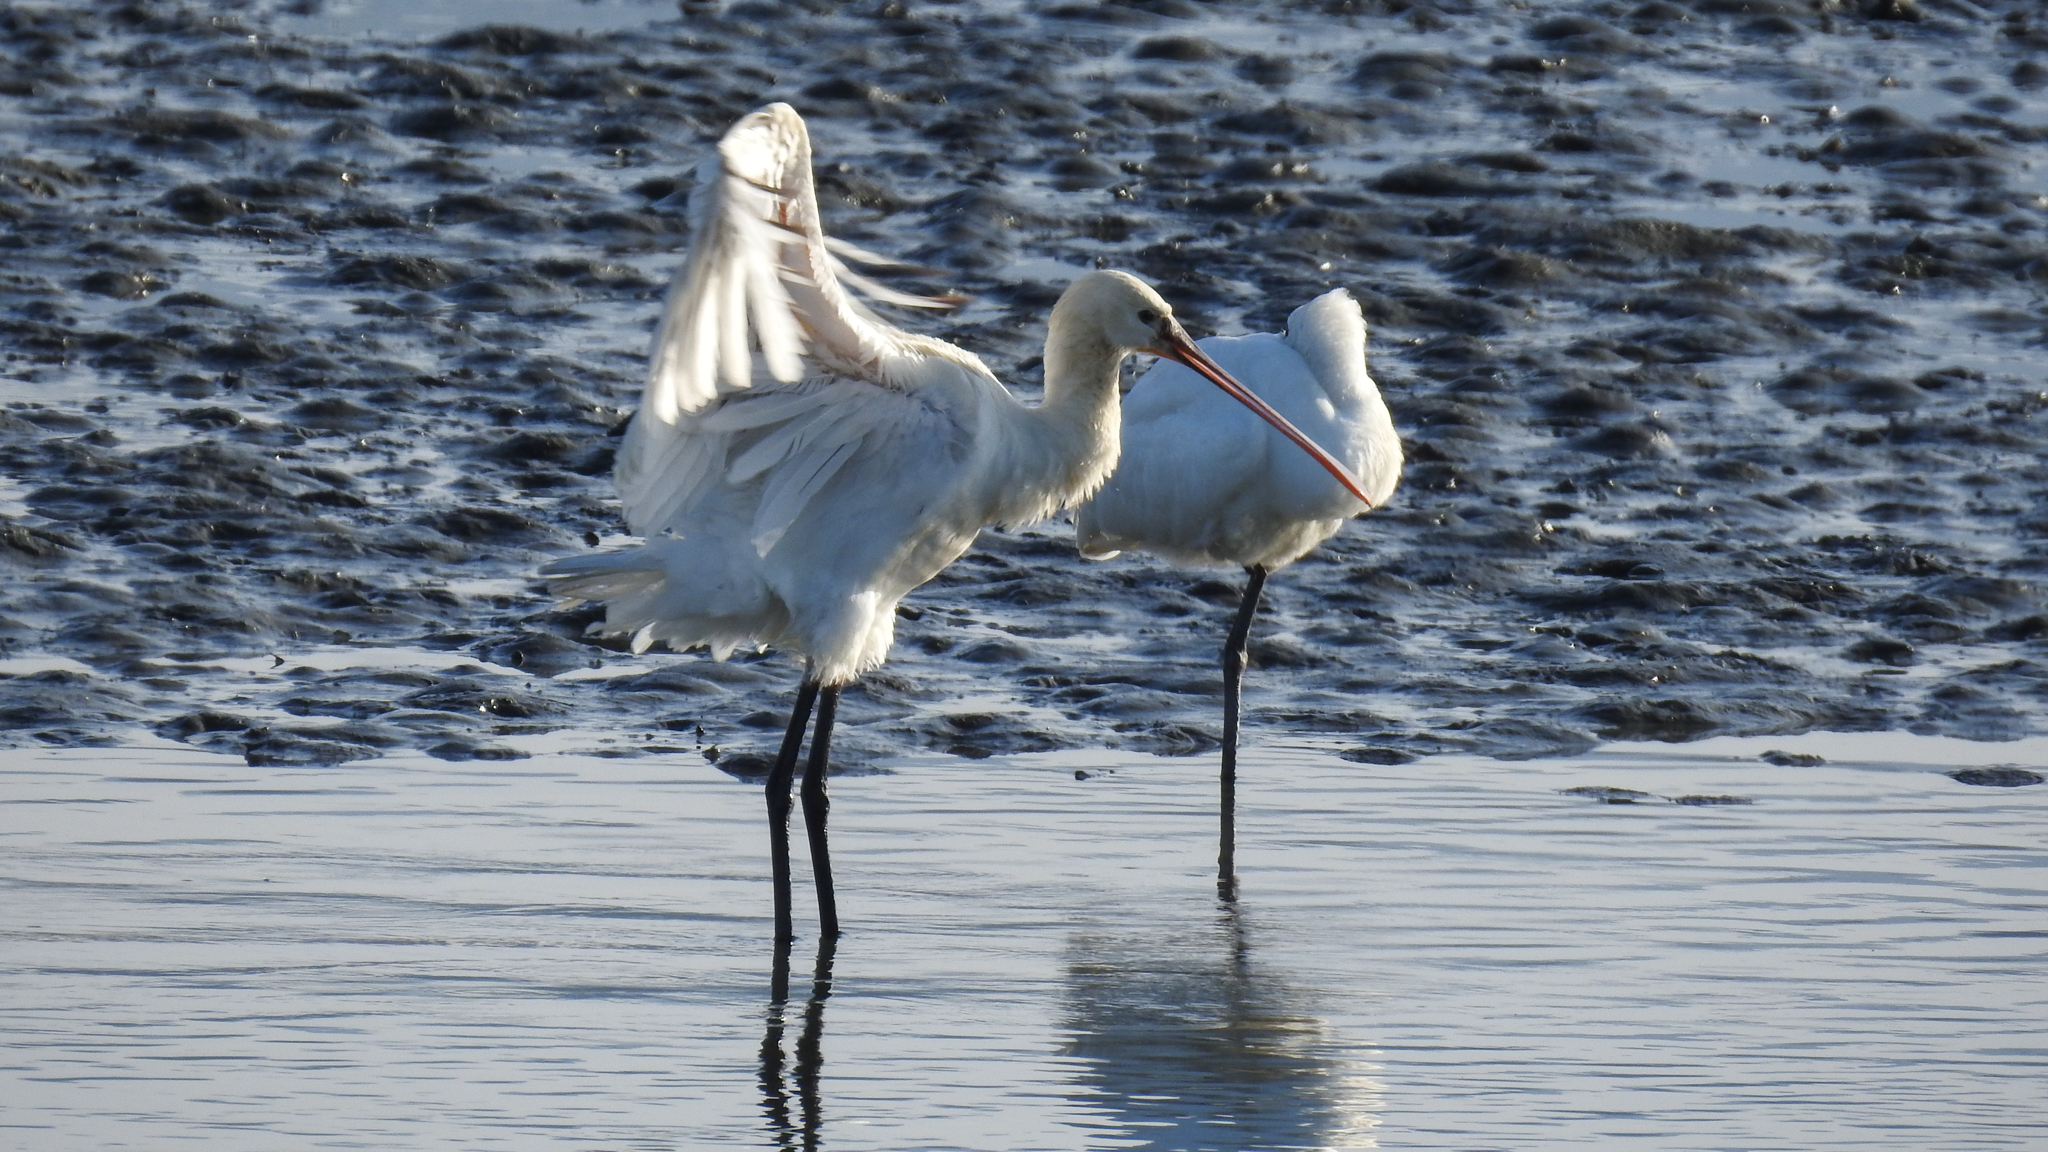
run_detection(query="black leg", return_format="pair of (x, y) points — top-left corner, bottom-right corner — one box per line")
(801, 683), (842, 938)
(768, 680), (821, 944)
(1219, 565), (1268, 901)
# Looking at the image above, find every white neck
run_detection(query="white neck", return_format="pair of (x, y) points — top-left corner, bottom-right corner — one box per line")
(979, 304), (1126, 528)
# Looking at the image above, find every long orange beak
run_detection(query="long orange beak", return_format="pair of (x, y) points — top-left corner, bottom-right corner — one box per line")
(1151, 323), (1376, 508)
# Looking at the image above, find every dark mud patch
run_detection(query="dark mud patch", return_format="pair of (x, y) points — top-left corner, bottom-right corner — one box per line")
(1948, 767), (2044, 787)
(3, 0), (2048, 768)
(1563, 785), (1755, 805)
(1561, 785), (1654, 803)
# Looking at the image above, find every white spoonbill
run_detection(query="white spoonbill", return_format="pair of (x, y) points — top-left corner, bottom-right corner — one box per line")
(541, 104), (1375, 942)
(1076, 289), (1402, 897)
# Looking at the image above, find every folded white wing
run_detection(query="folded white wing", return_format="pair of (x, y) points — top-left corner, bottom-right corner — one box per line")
(616, 102), (956, 537)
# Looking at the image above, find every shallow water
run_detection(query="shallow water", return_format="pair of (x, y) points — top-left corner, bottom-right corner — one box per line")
(5, 737), (2043, 1149)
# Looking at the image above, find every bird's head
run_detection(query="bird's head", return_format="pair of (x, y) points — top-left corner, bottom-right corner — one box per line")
(1055, 269), (1186, 358)
(1054, 269), (1379, 509)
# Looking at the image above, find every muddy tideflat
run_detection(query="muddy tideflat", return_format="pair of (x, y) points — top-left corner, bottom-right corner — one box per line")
(2, 0), (2047, 767)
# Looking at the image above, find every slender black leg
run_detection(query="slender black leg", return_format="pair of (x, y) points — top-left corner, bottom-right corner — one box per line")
(768, 930), (793, 1004)
(768, 680), (821, 944)
(795, 934), (836, 1149)
(1219, 565), (1268, 901)
(801, 683), (843, 938)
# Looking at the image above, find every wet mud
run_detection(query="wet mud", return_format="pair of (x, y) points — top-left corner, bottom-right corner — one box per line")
(3, 0), (2047, 767)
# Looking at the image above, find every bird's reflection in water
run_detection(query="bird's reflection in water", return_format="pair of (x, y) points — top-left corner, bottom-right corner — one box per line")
(760, 936), (835, 1150)
(1062, 905), (1382, 1150)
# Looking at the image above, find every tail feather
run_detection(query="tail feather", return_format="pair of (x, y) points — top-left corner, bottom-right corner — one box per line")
(540, 542), (786, 660)
(540, 552), (672, 651)
(1282, 289), (1372, 408)
(540, 551), (666, 607)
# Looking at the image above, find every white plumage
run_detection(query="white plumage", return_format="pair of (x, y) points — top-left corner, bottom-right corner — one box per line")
(1075, 289), (1402, 899)
(547, 105), (1105, 688)
(1079, 289), (1402, 568)
(538, 104), (1375, 939)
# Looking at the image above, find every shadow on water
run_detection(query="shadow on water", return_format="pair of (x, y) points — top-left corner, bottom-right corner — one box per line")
(760, 936), (836, 1150)
(1062, 904), (1382, 1151)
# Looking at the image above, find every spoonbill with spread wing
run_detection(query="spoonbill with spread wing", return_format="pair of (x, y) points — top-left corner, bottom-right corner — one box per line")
(542, 104), (1375, 942)
(1077, 289), (1402, 898)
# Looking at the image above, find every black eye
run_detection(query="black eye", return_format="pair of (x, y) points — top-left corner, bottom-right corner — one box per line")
(1137, 308), (1159, 325)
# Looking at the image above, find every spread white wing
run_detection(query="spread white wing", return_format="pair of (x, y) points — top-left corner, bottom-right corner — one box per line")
(628, 373), (977, 559)
(615, 102), (960, 537)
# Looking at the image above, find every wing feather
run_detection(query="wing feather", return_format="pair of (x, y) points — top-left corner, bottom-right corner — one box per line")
(635, 434), (720, 534)
(746, 240), (804, 384)
(727, 408), (825, 483)
(620, 372), (971, 561)
(741, 381), (950, 558)
(750, 431), (865, 555)
(828, 258), (960, 311)
(821, 235), (912, 268)
(717, 253), (752, 393)
(617, 102), (967, 536)
(697, 389), (827, 433)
